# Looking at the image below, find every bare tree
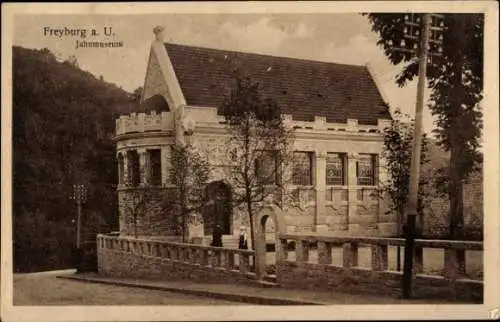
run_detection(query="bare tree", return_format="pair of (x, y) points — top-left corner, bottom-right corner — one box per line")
(221, 76), (294, 250)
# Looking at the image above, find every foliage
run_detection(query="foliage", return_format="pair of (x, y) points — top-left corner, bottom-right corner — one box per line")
(132, 86), (143, 102)
(13, 46), (136, 272)
(162, 144), (211, 242)
(220, 76), (294, 249)
(379, 109), (430, 234)
(121, 188), (156, 239)
(363, 13), (483, 237)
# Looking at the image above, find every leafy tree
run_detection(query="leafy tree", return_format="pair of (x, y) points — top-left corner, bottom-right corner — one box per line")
(163, 144), (211, 242)
(13, 46), (135, 271)
(121, 188), (156, 239)
(363, 13), (483, 238)
(220, 76), (294, 250)
(379, 109), (430, 235)
(132, 86), (143, 102)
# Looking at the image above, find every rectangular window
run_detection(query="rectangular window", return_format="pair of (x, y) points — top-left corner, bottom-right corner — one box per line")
(127, 150), (140, 187)
(292, 152), (313, 185)
(357, 154), (377, 186)
(255, 150), (278, 185)
(326, 153), (346, 185)
(149, 149), (162, 186)
(118, 154), (125, 184)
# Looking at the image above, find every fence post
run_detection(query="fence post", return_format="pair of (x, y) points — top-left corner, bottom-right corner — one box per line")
(444, 248), (460, 280)
(296, 240), (310, 263)
(318, 241), (332, 265)
(371, 244), (388, 271)
(342, 242), (358, 268)
(413, 246), (423, 274)
(277, 238), (289, 261)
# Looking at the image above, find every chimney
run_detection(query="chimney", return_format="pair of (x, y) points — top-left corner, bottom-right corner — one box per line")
(153, 26), (165, 42)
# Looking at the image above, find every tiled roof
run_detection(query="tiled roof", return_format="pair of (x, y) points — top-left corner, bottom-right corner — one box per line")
(165, 42), (391, 125)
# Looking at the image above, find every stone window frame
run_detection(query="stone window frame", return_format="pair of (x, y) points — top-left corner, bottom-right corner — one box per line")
(255, 150), (280, 185)
(118, 153), (125, 185)
(326, 152), (347, 186)
(356, 153), (378, 186)
(148, 148), (162, 186)
(127, 150), (141, 187)
(292, 151), (314, 186)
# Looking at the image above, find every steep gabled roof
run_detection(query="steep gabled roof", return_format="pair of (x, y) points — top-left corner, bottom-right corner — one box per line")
(164, 42), (391, 125)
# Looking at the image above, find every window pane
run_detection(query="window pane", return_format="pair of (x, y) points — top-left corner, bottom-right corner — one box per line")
(326, 153), (345, 185)
(149, 149), (162, 185)
(118, 154), (124, 184)
(127, 151), (140, 187)
(256, 151), (277, 184)
(357, 154), (376, 186)
(292, 152), (312, 185)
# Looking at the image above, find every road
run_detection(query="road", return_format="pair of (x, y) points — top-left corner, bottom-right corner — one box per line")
(13, 270), (247, 305)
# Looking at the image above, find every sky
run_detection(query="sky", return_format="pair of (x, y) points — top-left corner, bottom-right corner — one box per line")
(14, 13), (435, 134)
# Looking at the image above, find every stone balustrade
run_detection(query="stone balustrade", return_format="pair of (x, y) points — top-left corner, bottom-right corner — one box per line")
(97, 234), (256, 284)
(115, 111), (174, 136)
(115, 108), (391, 136)
(276, 233), (483, 301)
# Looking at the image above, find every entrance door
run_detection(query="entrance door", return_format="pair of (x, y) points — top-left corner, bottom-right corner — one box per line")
(203, 181), (232, 235)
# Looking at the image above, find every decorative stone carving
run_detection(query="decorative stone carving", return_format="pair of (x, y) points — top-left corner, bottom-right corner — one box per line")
(316, 151), (327, 159)
(182, 116), (196, 135)
(348, 151), (359, 159)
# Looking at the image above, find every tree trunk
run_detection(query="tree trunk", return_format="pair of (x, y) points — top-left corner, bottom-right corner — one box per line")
(446, 14), (467, 276)
(449, 14), (466, 240)
(449, 143), (465, 239)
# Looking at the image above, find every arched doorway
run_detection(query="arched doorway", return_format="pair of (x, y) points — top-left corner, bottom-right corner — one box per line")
(203, 181), (232, 235)
(254, 205), (286, 280)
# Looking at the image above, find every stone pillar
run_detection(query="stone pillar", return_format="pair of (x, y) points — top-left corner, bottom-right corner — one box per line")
(317, 241), (332, 265)
(161, 145), (170, 186)
(138, 148), (149, 186)
(116, 152), (124, 187)
(315, 151), (328, 233)
(123, 150), (129, 185)
(347, 152), (358, 233)
(175, 104), (185, 145)
(296, 240), (310, 262)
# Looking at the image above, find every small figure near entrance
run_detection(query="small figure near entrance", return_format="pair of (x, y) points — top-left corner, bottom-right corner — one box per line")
(238, 225), (248, 250)
(211, 224), (223, 247)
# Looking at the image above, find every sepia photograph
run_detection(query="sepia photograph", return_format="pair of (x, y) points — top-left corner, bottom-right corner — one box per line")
(1, 2), (499, 321)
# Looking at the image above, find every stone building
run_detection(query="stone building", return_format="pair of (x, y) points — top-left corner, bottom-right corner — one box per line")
(114, 27), (396, 244)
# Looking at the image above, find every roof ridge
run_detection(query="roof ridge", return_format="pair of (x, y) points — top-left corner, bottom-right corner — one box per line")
(164, 41), (368, 70)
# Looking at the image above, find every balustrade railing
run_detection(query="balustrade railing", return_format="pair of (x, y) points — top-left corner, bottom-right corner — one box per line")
(279, 234), (483, 281)
(98, 234), (255, 275)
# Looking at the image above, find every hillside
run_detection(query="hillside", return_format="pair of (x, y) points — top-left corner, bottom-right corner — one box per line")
(12, 46), (137, 272)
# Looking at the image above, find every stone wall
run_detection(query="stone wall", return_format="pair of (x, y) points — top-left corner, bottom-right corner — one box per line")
(275, 234), (483, 302)
(423, 171), (483, 238)
(118, 187), (178, 237)
(98, 235), (258, 285)
(277, 261), (482, 301)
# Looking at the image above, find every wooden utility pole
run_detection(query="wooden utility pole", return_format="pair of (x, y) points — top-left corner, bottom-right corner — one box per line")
(390, 13), (444, 299)
(73, 184), (87, 248)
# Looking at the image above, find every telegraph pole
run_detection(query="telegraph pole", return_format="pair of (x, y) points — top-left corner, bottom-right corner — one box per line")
(390, 13), (444, 299)
(72, 184), (87, 248)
